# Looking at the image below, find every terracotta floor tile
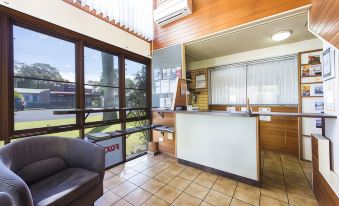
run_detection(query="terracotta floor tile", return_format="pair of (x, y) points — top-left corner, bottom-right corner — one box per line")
(179, 168), (201, 181)
(112, 181), (138, 197)
(164, 165), (185, 176)
(155, 185), (182, 203)
(234, 183), (260, 206)
(154, 171), (176, 184)
(133, 163), (151, 172)
(230, 198), (252, 206)
(204, 190), (232, 206)
(152, 161), (172, 170)
(212, 176), (237, 196)
(168, 176), (191, 191)
(124, 188), (152, 206)
(193, 172), (218, 188)
(142, 166), (164, 178)
(260, 195), (289, 206)
(287, 193), (318, 206)
(184, 183), (209, 199)
(141, 179), (165, 194)
(104, 170), (115, 180)
(118, 168), (139, 180)
(113, 199), (133, 206)
(110, 164), (131, 174)
(142, 195), (169, 206)
(95, 190), (121, 206)
(104, 175), (126, 190)
(261, 184), (288, 203)
(128, 173), (151, 186)
(200, 201), (213, 206)
(172, 192), (202, 206)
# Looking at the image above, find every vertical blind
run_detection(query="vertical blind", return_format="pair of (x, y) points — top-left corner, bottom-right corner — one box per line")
(210, 56), (298, 105)
(74, 0), (154, 40)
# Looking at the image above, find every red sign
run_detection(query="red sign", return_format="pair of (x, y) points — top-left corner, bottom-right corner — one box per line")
(105, 144), (120, 153)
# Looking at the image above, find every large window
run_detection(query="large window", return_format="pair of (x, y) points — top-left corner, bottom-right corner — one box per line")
(125, 59), (147, 108)
(84, 47), (119, 123)
(13, 25), (77, 131)
(210, 56), (298, 105)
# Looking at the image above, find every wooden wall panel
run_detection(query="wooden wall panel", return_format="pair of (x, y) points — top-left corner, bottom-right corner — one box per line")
(152, 112), (176, 156)
(309, 0), (339, 48)
(210, 105), (299, 156)
(153, 0), (311, 49)
(312, 137), (339, 206)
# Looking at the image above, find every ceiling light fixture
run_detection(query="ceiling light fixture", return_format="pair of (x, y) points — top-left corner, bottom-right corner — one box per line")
(271, 30), (292, 41)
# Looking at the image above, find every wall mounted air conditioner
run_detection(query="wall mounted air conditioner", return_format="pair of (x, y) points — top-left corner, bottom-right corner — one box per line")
(154, 0), (192, 26)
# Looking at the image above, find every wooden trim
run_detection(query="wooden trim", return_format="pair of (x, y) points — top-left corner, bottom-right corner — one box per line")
(76, 40), (85, 138)
(256, 116), (261, 181)
(178, 158), (261, 187)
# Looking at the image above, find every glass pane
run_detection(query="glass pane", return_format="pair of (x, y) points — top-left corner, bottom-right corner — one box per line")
(43, 130), (80, 138)
(84, 47), (119, 87)
(13, 25), (76, 82)
(14, 79), (76, 130)
(125, 89), (147, 108)
(85, 124), (121, 136)
(125, 59), (147, 90)
(126, 120), (149, 159)
(85, 85), (119, 123)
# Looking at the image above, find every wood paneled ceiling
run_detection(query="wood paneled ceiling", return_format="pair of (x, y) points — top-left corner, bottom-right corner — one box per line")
(153, 0), (311, 50)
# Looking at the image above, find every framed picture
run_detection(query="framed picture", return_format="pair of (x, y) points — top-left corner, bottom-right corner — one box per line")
(323, 48), (335, 81)
(195, 74), (206, 89)
(302, 85), (310, 96)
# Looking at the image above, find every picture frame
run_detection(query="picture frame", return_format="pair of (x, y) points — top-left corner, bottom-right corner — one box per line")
(195, 74), (206, 89)
(322, 48), (335, 81)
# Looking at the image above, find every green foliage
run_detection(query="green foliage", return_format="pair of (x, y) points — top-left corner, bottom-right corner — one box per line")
(14, 63), (67, 88)
(14, 90), (23, 99)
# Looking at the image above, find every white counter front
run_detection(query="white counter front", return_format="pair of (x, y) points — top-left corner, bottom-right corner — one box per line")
(176, 112), (259, 182)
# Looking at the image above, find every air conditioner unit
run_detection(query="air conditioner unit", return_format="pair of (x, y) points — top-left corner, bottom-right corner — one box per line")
(154, 0), (192, 26)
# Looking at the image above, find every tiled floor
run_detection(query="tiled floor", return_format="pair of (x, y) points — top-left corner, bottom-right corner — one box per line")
(96, 151), (318, 206)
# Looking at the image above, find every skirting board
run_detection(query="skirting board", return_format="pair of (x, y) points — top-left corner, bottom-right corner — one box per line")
(178, 158), (261, 187)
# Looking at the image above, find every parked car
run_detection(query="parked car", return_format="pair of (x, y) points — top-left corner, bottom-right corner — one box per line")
(14, 97), (26, 111)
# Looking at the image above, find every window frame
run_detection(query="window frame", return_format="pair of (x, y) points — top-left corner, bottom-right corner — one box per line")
(0, 6), (151, 144)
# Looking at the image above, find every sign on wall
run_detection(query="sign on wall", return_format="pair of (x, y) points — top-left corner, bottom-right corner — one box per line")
(95, 137), (123, 168)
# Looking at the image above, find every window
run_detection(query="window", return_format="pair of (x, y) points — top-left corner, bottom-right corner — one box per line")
(13, 25), (77, 131)
(84, 47), (119, 123)
(125, 59), (147, 108)
(126, 120), (149, 158)
(210, 56), (298, 105)
(210, 66), (246, 105)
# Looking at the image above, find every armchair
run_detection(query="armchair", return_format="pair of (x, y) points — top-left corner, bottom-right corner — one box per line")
(0, 136), (105, 206)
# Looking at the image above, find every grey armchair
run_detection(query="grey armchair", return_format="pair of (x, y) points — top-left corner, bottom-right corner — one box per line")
(0, 136), (105, 206)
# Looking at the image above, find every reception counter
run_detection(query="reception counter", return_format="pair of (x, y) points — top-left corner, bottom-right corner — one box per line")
(151, 109), (336, 185)
(175, 112), (260, 184)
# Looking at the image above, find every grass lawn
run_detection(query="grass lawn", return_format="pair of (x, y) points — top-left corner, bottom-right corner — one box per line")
(13, 115), (148, 156)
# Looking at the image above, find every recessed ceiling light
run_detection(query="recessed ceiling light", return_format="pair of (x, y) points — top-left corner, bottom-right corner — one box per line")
(271, 31), (292, 41)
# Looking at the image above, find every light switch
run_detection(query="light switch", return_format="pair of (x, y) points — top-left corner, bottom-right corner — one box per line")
(159, 137), (164, 142)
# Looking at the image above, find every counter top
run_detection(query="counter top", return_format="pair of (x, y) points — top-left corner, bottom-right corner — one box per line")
(152, 109), (337, 119)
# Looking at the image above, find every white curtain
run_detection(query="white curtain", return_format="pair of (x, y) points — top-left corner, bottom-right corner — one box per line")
(75, 0), (153, 40)
(210, 56), (298, 105)
(210, 66), (247, 105)
(247, 58), (298, 104)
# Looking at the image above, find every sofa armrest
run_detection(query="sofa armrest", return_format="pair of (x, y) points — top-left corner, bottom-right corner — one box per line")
(64, 139), (105, 180)
(0, 162), (33, 206)
(0, 192), (13, 206)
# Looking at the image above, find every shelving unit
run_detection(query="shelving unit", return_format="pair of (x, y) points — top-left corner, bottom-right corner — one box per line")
(299, 49), (324, 161)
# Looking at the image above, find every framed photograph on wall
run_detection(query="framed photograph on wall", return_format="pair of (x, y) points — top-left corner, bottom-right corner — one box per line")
(323, 48), (335, 81)
(195, 74), (206, 89)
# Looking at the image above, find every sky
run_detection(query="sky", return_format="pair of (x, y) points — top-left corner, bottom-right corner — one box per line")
(13, 25), (145, 84)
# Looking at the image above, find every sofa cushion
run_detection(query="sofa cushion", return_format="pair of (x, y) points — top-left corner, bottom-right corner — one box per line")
(17, 157), (67, 185)
(29, 168), (100, 206)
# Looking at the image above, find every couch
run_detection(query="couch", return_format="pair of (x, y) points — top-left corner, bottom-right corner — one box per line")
(0, 136), (105, 206)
